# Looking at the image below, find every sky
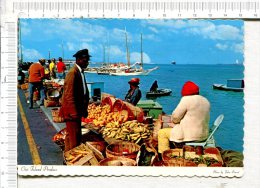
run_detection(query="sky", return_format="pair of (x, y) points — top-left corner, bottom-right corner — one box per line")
(19, 19), (244, 65)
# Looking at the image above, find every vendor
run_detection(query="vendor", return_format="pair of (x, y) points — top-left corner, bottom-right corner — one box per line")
(59, 49), (90, 151)
(158, 81), (210, 158)
(125, 78), (142, 106)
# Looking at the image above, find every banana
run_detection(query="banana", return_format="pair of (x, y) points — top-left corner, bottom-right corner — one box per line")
(135, 137), (142, 144)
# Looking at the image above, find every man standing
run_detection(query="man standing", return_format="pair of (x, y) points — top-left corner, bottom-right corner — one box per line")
(49, 58), (56, 79)
(28, 59), (46, 109)
(56, 57), (66, 79)
(59, 49), (90, 151)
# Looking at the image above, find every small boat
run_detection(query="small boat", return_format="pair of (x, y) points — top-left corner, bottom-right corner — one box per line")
(146, 88), (172, 98)
(213, 79), (244, 92)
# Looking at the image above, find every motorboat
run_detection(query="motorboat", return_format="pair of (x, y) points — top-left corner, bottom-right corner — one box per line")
(213, 79), (244, 92)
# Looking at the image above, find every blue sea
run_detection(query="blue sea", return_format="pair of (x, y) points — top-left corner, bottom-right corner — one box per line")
(86, 64), (244, 152)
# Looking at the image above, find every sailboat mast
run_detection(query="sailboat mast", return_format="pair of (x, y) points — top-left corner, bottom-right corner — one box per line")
(107, 33), (110, 64)
(103, 44), (106, 64)
(62, 40), (64, 60)
(125, 29), (130, 67)
(140, 33), (143, 68)
(18, 19), (23, 63)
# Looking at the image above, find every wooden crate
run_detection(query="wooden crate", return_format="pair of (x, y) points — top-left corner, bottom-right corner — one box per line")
(64, 143), (99, 166)
(73, 153), (99, 166)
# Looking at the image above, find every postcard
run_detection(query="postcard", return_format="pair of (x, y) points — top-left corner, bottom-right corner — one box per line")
(1, 0), (260, 187)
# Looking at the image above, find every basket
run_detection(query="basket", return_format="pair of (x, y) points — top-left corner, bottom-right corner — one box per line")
(106, 141), (140, 160)
(99, 157), (137, 166)
(86, 141), (106, 154)
(101, 92), (115, 101)
(123, 101), (144, 122)
(162, 149), (184, 167)
(52, 128), (67, 150)
(112, 99), (125, 112)
(47, 89), (60, 100)
(101, 96), (116, 111)
(21, 83), (29, 90)
(51, 108), (64, 123)
(33, 90), (40, 101)
(44, 98), (60, 107)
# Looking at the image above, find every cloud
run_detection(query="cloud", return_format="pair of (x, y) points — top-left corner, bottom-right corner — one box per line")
(23, 48), (43, 61)
(216, 43), (228, 50)
(148, 27), (159, 33)
(143, 20), (243, 41)
(231, 42), (244, 54)
(66, 42), (77, 51)
(20, 21), (31, 35)
(215, 42), (244, 54)
(130, 52), (151, 64)
(109, 45), (125, 57)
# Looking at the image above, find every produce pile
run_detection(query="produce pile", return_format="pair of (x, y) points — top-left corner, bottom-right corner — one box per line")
(162, 146), (223, 167)
(82, 103), (128, 127)
(81, 101), (151, 144)
(102, 120), (151, 143)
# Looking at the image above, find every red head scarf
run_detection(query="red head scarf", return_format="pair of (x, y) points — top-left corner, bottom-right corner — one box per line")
(181, 81), (199, 96)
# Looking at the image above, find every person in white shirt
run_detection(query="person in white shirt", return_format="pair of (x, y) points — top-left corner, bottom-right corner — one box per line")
(158, 81), (210, 157)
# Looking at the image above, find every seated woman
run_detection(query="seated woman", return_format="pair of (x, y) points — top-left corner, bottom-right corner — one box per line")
(157, 81), (210, 158)
(125, 78), (142, 106)
(150, 80), (158, 92)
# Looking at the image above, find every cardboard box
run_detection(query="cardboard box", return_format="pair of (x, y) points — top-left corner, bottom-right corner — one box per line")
(161, 115), (172, 128)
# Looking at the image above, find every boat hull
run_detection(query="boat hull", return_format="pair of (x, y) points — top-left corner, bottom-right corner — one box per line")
(146, 89), (172, 98)
(213, 84), (244, 92)
(110, 66), (158, 76)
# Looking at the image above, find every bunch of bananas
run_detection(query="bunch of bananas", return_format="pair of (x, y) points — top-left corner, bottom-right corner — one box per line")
(102, 120), (151, 143)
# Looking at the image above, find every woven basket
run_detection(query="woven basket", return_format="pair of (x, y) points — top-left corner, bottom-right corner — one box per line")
(51, 108), (64, 123)
(112, 99), (125, 112)
(52, 128), (67, 150)
(33, 91), (40, 101)
(44, 99), (60, 107)
(106, 141), (140, 160)
(101, 96), (116, 111)
(21, 83), (29, 90)
(162, 149), (184, 167)
(47, 89), (60, 100)
(86, 141), (106, 154)
(123, 101), (144, 122)
(99, 157), (136, 166)
(101, 92), (115, 101)
(51, 108), (60, 116)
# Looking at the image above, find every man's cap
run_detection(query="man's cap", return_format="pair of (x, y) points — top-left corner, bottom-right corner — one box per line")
(39, 58), (46, 62)
(73, 49), (92, 58)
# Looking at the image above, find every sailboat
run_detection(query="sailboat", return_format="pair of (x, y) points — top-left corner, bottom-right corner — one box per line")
(110, 32), (158, 76)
